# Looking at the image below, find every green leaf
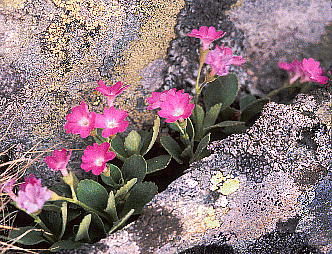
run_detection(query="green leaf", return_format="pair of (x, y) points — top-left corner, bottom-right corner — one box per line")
(192, 133), (210, 163)
(105, 191), (118, 221)
(42, 203), (62, 212)
(114, 178), (137, 200)
(67, 209), (81, 222)
(109, 209), (135, 234)
(160, 135), (183, 164)
(122, 155), (147, 182)
(240, 94), (257, 111)
(48, 184), (71, 198)
(203, 103), (222, 130)
(267, 84), (301, 102)
(39, 209), (61, 237)
(50, 240), (83, 252)
(121, 182), (158, 216)
(124, 130), (142, 156)
(240, 98), (269, 123)
(8, 226), (47, 245)
(203, 74), (239, 109)
(146, 155), (171, 174)
(100, 174), (117, 188)
(204, 121), (246, 132)
(110, 135), (127, 161)
(194, 148), (210, 162)
(101, 164), (123, 187)
(142, 116), (160, 155)
(139, 130), (152, 154)
(222, 125), (248, 135)
(75, 214), (91, 242)
(191, 105), (205, 140)
(59, 202), (67, 240)
(77, 180), (108, 211)
(89, 213), (106, 241)
(220, 106), (239, 121)
(181, 145), (193, 158)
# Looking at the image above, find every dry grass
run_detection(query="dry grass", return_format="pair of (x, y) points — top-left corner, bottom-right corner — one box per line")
(0, 147), (35, 254)
(0, 105), (57, 253)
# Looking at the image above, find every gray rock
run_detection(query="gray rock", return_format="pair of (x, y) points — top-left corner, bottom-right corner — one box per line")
(0, 0), (182, 182)
(68, 88), (331, 253)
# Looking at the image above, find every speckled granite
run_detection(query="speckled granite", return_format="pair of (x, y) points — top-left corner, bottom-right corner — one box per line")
(61, 88), (331, 254)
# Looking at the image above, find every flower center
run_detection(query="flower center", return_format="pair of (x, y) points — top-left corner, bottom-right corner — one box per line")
(106, 119), (118, 129)
(95, 157), (104, 167)
(173, 108), (184, 117)
(79, 117), (90, 127)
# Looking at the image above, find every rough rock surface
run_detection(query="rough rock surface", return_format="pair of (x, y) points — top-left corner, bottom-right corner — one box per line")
(65, 88), (331, 253)
(0, 0), (184, 180)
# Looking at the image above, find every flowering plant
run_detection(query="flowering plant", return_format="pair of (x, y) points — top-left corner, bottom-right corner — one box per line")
(3, 25), (329, 252)
(268, 57), (329, 101)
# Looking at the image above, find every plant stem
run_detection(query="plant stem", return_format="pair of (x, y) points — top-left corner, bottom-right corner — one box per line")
(267, 81), (301, 98)
(175, 121), (186, 136)
(70, 185), (78, 201)
(194, 48), (208, 104)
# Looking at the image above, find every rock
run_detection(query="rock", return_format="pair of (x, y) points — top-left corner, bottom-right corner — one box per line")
(0, 0), (184, 181)
(65, 87), (331, 253)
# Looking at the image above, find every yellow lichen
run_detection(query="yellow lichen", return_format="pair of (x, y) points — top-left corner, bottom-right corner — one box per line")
(31, 0), (126, 137)
(210, 172), (226, 191)
(210, 172), (240, 196)
(111, 0), (185, 126)
(218, 178), (240, 195)
(197, 206), (221, 229)
(5, 0), (184, 139)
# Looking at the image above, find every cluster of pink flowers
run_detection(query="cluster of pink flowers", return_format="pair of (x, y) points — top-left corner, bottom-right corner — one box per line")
(147, 89), (195, 123)
(62, 81), (130, 175)
(278, 58), (328, 84)
(64, 81), (129, 139)
(3, 175), (52, 214)
(188, 26), (246, 77)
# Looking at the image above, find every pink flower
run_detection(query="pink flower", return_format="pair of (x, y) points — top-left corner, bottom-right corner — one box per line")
(96, 80), (130, 107)
(11, 175), (52, 214)
(278, 58), (328, 84)
(44, 149), (72, 176)
(95, 107), (129, 138)
(64, 101), (96, 138)
(187, 26), (226, 50)
(301, 58), (328, 84)
(205, 44), (246, 76)
(278, 59), (303, 84)
(146, 88), (178, 110)
(81, 142), (116, 175)
(148, 89), (195, 123)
